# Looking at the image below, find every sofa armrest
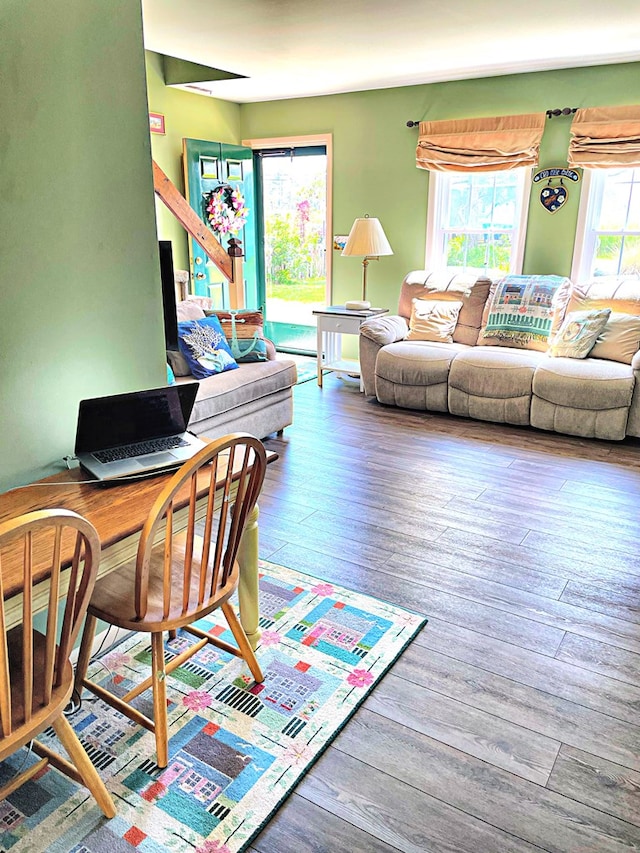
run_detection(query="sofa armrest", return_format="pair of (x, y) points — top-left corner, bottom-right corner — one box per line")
(632, 349), (640, 372)
(358, 316), (408, 397)
(360, 315), (409, 346)
(263, 337), (277, 360)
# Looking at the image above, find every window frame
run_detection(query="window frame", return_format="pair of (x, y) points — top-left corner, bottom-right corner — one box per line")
(425, 168), (531, 275)
(571, 167), (640, 283)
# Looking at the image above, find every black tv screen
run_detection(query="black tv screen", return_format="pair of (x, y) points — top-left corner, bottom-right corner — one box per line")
(159, 240), (178, 350)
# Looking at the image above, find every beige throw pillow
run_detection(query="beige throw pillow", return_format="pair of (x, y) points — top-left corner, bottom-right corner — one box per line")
(407, 299), (463, 343)
(548, 309), (611, 359)
(590, 313), (640, 364)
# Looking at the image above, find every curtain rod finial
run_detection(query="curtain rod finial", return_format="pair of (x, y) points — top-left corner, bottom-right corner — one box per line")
(406, 120), (420, 128)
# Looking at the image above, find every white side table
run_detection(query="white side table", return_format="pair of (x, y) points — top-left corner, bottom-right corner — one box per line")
(313, 306), (389, 389)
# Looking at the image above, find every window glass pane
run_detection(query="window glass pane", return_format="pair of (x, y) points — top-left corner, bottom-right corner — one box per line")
(593, 235), (623, 276)
(491, 175), (519, 228)
(444, 232), (513, 273)
(445, 175), (471, 228)
(467, 175), (497, 230)
(628, 181), (640, 231)
(598, 170), (632, 231)
(620, 235), (640, 275)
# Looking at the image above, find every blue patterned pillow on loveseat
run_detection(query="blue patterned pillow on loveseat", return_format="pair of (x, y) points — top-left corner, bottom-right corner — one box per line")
(177, 316), (238, 379)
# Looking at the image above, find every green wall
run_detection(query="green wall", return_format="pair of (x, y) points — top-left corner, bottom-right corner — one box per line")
(238, 63), (640, 311)
(146, 52), (242, 272)
(0, 1), (165, 492)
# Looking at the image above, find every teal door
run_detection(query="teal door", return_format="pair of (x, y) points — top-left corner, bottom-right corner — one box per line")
(183, 139), (258, 307)
(255, 146), (328, 353)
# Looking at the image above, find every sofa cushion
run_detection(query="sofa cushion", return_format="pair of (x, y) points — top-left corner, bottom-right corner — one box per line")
(589, 313), (640, 364)
(377, 341), (468, 387)
(568, 275), (640, 315)
(478, 275), (572, 352)
(375, 341), (469, 412)
(533, 357), (635, 410)
(407, 299), (463, 343)
(399, 271), (492, 346)
(548, 308), (611, 359)
(176, 301), (207, 321)
(449, 346), (545, 399)
(186, 359), (298, 424)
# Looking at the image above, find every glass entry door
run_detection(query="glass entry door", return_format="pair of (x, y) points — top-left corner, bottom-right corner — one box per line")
(255, 146), (328, 353)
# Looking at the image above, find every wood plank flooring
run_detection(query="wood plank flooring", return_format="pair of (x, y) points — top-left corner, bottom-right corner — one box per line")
(250, 374), (640, 853)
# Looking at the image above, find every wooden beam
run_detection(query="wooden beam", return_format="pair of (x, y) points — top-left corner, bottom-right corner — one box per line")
(152, 160), (232, 282)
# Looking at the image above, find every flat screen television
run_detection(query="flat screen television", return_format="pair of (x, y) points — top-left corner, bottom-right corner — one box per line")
(159, 240), (178, 350)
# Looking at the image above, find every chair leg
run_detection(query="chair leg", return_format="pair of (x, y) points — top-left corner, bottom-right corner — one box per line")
(221, 602), (264, 683)
(53, 715), (116, 818)
(75, 613), (97, 695)
(151, 632), (169, 769)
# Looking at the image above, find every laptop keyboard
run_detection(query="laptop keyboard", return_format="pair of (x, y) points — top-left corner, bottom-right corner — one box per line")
(93, 436), (189, 464)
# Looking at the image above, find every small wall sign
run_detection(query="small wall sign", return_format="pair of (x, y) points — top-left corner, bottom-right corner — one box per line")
(149, 112), (165, 135)
(532, 168), (580, 183)
(533, 167), (580, 213)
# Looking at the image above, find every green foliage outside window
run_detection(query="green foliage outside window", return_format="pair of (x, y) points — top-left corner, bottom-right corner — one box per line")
(264, 172), (326, 300)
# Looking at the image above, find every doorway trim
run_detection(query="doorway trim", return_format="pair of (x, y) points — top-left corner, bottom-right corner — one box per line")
(241, 133), (333, 302)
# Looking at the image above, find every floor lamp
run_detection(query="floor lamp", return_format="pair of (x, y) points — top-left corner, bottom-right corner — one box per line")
(341, 215), (393, 310)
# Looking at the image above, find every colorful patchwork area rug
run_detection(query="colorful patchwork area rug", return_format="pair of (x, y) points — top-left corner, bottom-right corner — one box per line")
(0, 561), (426, 853)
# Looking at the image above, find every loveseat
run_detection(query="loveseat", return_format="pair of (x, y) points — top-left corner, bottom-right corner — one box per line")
(359, 272), (640, 441)
(167, 299), (297, 440)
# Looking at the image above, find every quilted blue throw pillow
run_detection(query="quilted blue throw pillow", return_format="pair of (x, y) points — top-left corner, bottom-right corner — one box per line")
(177, 316), (238, 379)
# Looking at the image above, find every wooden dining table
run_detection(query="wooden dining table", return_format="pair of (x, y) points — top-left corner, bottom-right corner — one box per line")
(0, 448), (274, 648)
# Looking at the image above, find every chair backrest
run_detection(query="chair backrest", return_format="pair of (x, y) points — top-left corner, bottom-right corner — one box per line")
(134, 433), (267, 621)
(0, 509), (100, 737)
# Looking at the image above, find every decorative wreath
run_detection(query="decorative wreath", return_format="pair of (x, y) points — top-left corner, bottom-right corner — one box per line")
(203, 185), (248, 236)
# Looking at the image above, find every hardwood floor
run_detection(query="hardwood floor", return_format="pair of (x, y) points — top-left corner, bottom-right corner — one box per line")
(251, 374), (640, 853)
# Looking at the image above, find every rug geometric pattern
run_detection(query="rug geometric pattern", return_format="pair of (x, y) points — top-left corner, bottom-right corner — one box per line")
(0, 561), (426, 853)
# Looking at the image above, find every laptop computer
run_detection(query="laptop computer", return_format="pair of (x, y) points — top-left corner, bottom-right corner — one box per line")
(75, 383), (206, 482)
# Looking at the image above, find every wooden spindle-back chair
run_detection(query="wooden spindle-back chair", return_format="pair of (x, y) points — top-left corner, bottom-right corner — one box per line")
(0, 509), (115, 817)
(75, 434), (267, 768)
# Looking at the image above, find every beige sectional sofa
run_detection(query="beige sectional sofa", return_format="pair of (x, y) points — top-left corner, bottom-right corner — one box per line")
(167, 300), (297, 440)
(360, 272), (640, 441)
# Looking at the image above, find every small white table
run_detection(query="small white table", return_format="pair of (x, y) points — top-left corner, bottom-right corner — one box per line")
(313, 305), (389, 389)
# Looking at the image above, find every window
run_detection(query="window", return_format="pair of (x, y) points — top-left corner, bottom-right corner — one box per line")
(426, 169), (530, 276)
(572, 167), (640, 282)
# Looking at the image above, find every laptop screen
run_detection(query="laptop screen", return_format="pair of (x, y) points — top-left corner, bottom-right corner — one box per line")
(75, 384), (199, 453)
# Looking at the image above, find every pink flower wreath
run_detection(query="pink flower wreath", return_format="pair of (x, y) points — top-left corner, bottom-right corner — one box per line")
(204, 185), (248, 236)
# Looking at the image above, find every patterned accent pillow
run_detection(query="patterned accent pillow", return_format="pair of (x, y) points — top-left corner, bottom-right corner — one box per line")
(407, 299), (463, 343)
(479, 275), (573, 352)
(177, 316), (238, 379)
(206, 310), (269, 363)
(548, 309), (611, 359)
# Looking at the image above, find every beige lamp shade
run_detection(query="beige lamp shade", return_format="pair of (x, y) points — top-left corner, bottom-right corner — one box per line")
(341, 216), (393, 259)
(341, 215), (393, 309)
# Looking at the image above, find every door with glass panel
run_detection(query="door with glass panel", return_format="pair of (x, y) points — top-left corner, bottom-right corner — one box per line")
(255, 146), (328, 352)
(183, 138), (258, 307)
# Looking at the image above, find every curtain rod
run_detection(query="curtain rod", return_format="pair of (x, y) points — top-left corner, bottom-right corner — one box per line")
(407, 108), (579, 127)
(546, 107), (577, 119)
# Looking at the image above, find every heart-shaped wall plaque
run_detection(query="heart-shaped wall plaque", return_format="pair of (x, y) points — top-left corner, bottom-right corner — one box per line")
(539, 184), (568, 213)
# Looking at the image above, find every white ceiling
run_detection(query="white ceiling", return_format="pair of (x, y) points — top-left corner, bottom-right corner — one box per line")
(141, 0), (640, 104)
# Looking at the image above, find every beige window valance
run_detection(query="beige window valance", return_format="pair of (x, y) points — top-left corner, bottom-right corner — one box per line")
(416, 113), (546, 172)
(568, 105), (640, 168)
